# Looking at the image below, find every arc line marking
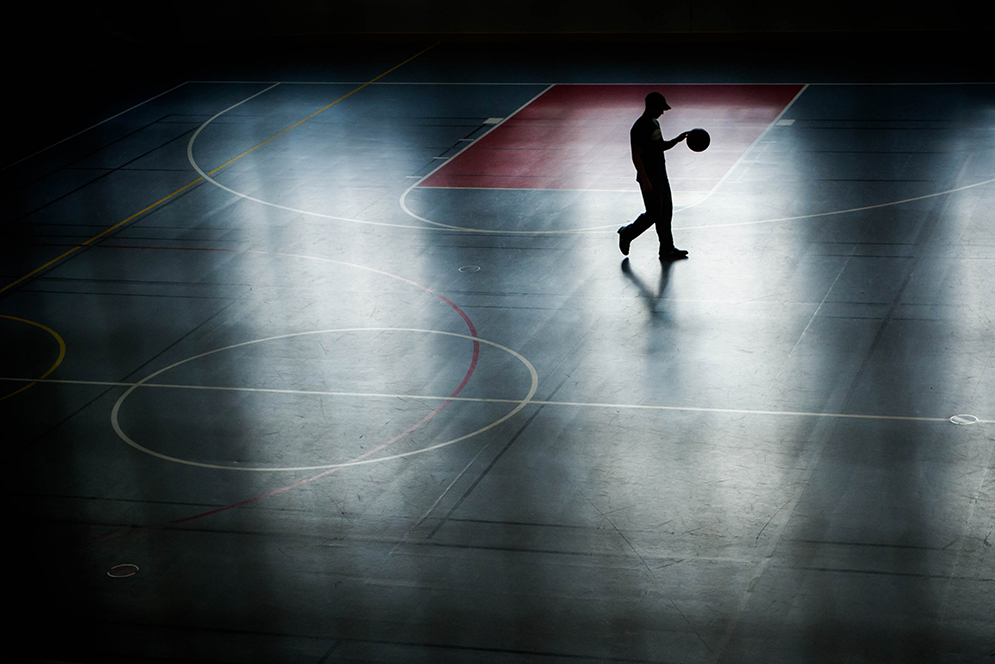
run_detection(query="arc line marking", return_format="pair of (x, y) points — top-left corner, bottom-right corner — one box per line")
(398, 83), (555, 229)
(187, 105), (436, 231)
(676, 175), (995, 231)
(0, 315), (66, 401)
(109, 328), (538, 472)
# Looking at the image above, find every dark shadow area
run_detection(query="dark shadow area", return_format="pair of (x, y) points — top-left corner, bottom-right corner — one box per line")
(621, 257), (675, 314)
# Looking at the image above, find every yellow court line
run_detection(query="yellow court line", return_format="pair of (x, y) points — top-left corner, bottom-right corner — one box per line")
(0, 43), (439, 297)
(0, 178), (203, 296)
(0, 315), (66, 401)
(208, 43), (439, 174)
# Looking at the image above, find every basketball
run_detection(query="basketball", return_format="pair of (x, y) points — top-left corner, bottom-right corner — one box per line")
(687, 128), (710, 152)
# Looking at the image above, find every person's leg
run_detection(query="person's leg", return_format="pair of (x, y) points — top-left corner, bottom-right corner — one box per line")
(654, 179), (687, 258)
(652, 178), (675, 251)
(618, 179), (659, 255)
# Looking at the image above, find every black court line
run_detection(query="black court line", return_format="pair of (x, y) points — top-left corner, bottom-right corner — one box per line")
(36, 513), (995, 580)
(835, 183), (958, 416)
(4, 381), (123, 465)
(425, 336), (593, 539)
(10, 491), (237, 510)
(6, 113), (170, 193)
(768, 565), (995, 581)
(426, 403), (548, 539)
(315, 640), (341, 664)
(13, 273), (254, 287)
(115, 300), (239, 385)
(788, 538), (959, 552)
(19, 289), (235, 300)
(89, 620), (682, 664)
(1, 81), (190, 172)
(0, 178), (212, 300)
(8, 125), (199, 224)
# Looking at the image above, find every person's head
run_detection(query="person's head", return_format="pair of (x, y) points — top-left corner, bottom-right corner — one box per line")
(645, 92), (671, 117)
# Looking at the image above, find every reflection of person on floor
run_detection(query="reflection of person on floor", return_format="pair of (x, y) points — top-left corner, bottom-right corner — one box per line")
(618, 92), (689, 260)
(621, 256), (673, 310)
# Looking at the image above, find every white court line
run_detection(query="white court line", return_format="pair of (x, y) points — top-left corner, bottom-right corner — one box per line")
(188, 81), (995, 235)
(757, 243), (856, 408)
(672, 84), (808, 215)
(109, 327), (539, 472)
(3, 376), (989, 424)
(187, 86), (441, 232)
(1, 81), (190, 171)
(398, 84), (555, 230)
(677, 176), (995, 231)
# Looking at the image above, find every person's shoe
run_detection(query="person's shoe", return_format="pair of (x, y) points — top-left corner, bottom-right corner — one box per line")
(659, 247), (689, 260)
(618, 227), (631, 256)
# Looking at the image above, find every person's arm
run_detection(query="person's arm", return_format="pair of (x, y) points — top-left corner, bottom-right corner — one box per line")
(662, 131), (690, 151)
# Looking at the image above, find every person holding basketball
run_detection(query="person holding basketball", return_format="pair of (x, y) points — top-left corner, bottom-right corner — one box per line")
(618, 92), (690, 260)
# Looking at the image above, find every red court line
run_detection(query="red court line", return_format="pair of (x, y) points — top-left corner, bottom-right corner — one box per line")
(77, 243), (480, 542)
(421, 84), (804, 191)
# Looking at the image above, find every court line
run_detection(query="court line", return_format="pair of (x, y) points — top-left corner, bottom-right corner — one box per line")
(186, 53), (452, 231)
(1, 81), (189, 172)
(185, 81), (995, 236)
(97, 327), (539, 474)
(0, 316), (66, 402)
(108, 329), (536, 472)
(676, 175), (995, 231)
(10, 241), (988, 316)
(398, 84), (555, 229)
(4, 376), (988, 425)
(0, 84), (278, 298)
(756, 242), (855, 408)
(194, 42), (439, 177)
(186, 84), (552, 231)
(94, 249), (490, 473)
(671, 84), (808, 215)
(0, 174), (207, 296)
(400, 82), (994, 233)
(0, 44), (438, 296)
(95, 252), (486, 533)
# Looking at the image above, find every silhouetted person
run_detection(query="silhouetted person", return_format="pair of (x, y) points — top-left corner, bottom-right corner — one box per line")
(618, 92), (689, 260)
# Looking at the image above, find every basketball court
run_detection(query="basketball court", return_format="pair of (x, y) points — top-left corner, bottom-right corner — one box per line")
(3, 38), (995, 663)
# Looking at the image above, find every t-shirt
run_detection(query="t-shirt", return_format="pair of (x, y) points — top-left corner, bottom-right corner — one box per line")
(630, 115), (666, 182)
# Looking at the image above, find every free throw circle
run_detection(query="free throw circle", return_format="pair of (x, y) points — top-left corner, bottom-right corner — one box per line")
(111, 328), (538, 471)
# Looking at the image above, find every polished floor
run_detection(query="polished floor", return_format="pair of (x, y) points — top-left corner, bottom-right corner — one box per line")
(3, 39), (995, 663)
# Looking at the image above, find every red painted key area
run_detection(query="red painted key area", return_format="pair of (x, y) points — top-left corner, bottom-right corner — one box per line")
(421, 84), (804, 195)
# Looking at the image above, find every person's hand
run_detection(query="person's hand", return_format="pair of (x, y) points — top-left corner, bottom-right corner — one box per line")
(678, 131), (690, 142)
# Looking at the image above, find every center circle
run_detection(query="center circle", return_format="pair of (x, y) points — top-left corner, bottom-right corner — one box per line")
(111, 328), (537, 471)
